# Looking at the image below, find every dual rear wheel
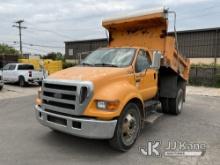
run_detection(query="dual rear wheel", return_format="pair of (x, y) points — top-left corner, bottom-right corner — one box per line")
(160, 88), (184, 115)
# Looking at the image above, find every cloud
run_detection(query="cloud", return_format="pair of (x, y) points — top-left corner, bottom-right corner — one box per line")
(164, 0), (209, 6)
(0, 0), (219, 55)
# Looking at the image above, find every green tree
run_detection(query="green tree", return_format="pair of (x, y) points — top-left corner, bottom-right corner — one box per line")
(0, 44), (19, 55)
(43, 52), (64, 61)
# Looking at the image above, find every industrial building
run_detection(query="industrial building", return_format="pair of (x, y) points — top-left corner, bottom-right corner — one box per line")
(65, 27), (220, 65)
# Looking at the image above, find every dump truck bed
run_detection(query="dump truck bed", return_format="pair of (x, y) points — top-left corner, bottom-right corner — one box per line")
(102, 8), (190, 81)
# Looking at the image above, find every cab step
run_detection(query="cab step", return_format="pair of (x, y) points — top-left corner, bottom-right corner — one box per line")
(144, 100), (160, 108)
(144, 111), (163, 124)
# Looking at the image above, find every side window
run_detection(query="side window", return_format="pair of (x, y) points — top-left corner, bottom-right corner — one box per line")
(18, 65), (34, 70)
(8, 65), (16, 70)
(135, 50), (151, 73)
(3, 64), (10, 70)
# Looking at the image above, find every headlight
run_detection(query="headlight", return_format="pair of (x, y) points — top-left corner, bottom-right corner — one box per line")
(97, 101), (107, 109)
(96, 100), (119, 110)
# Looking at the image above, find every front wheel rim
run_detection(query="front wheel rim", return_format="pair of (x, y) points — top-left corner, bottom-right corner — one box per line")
(121, 112), (139, 146)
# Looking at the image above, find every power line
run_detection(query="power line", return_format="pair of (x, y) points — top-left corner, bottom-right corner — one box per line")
(23, 30), (65, 43)
(12, 20), (27, 56)
(26, 21), (101, 32)
(12, 44), (53, 54)
(26, 28), (73, 39)
(22, 45), (50, 53)
(13, 41), (64, 49)
(24, 43), (64, 49)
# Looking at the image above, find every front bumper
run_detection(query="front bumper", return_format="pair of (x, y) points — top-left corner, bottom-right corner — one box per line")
(35, 105), (117, 139)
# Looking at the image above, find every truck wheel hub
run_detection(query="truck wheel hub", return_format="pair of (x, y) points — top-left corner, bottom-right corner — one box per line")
(122, 113), (137, 146)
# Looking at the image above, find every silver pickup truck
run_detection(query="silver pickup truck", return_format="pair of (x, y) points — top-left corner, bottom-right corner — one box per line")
(2, 63), (44, 87)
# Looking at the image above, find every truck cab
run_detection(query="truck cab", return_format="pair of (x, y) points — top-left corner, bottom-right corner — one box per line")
(35, 8), (190, 151)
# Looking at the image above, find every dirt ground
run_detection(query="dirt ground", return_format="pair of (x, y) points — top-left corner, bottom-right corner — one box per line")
(0, 84), (39, 100)
(186, 86), (220, 97)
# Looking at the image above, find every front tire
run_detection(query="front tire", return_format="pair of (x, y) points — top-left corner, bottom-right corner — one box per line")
(109, 103), (141, 151)
(0, 85), (3, 90)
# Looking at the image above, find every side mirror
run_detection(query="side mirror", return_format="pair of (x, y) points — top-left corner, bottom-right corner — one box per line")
(150, 51), (162, 70)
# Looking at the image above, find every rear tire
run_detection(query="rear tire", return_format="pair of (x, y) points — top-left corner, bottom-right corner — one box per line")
(0, 85), (3, 90)
(109, 103), (141, 152)
(38, 81), (42, 86)
(160, 97), (170, 113)
(160, 88), (184, 115)
(169, 88), (184, 115)
(19, 76), (26, 87)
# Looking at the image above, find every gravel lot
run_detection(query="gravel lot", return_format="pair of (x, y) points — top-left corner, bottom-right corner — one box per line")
(0, 85), (220, 165)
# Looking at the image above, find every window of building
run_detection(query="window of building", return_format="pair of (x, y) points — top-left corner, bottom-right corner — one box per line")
(68, 49), (73, 56)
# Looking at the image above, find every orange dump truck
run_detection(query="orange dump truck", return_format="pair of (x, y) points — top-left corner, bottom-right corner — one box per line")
(35, 8), (190, 151)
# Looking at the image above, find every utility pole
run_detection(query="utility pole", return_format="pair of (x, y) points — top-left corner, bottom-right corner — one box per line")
(12, 20), (27, 56)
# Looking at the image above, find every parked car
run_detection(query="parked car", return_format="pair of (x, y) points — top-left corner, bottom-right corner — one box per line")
(0, 70), (4, 90)
(2, 63), (44, 87)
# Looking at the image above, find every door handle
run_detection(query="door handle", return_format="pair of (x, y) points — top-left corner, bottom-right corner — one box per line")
(136, 79), (141, 83)
(136, 74), (141, 82)
(154, 73), (156, 79)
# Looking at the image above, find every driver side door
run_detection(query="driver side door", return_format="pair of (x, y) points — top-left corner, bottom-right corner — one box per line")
(134, 49), (158, 101)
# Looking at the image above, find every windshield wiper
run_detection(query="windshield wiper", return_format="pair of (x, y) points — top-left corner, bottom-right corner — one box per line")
(81, 62), (94, 66)
(94, 63), (119, 67)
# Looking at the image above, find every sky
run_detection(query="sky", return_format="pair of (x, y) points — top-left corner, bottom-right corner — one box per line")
(0, 0), (220, 55)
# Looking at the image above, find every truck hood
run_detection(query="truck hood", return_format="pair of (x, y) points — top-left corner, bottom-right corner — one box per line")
(48, 66), (130, 83)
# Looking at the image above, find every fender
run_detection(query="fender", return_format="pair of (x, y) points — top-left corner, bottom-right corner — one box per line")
(83, 80), (144, 119)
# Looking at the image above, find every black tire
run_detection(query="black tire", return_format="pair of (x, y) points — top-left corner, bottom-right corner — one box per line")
(38, 81), (42, 86)
(19, 76), (26, 87)
(169, 88), (184, 115)
(160, 97), (170, 113)
(109, 103), (141, 152)
(0, 85), (3, 90)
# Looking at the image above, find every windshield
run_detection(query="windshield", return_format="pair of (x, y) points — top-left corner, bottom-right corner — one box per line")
(81, 48), (136, 67)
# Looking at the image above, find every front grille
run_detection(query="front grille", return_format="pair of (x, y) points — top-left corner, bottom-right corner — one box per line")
(41, 79), (93, 116)
(43, 99), (75, 109)
(44, 83), (76, 91)
(43, 91), (76, 101)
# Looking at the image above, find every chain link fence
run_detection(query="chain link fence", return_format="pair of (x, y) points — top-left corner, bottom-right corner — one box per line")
(189, 66), (220, 87)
